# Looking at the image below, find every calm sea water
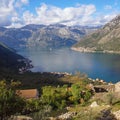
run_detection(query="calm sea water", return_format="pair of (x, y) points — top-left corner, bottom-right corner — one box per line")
(19, 48), (120, 83)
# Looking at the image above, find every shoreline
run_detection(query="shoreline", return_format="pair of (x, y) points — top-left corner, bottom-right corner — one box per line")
(71, 47), (120, 54)
(18, 58), (33, 74)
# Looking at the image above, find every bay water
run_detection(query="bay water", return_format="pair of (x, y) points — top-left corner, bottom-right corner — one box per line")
(19, 47), (120, 83)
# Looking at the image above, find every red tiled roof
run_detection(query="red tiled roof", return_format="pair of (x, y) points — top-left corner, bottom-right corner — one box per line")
(16, 89), (39, 99)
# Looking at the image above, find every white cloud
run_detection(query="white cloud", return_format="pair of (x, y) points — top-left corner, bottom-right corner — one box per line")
(0, 2), (118, 27)
(22, 3), (97, 26)
(22, 3), (118, 27)
(0, 0), (30, 27)
(0, 0), (16, 26)
(90, 14), (117, 26)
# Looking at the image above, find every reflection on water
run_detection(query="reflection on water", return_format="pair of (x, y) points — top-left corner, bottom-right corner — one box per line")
(19, 47), (120, 83)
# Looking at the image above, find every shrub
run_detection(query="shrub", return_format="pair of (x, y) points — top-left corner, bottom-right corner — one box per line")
(0, 80), (25, 120)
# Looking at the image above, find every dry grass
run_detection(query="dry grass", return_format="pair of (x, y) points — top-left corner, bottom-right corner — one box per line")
(67, 104), (111, 120)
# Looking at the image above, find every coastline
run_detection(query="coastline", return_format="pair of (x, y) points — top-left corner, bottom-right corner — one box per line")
(71, 47), (120, 54)
(18, 58), (33, 74)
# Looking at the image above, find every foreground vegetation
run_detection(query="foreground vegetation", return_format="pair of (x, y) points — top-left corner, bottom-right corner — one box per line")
(0, 72), (120, 120)
(0, 72), (93, 120)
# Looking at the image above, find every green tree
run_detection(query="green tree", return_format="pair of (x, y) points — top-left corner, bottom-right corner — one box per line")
(69, 83), (92, 104)
(41, 86), (68, 109)
(70, 84), (82, 104)
(83, 90), (92, 102)
(0, 80), (25, 120)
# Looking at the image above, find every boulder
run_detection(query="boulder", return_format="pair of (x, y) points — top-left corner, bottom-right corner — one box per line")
(90, 101), (99, 108)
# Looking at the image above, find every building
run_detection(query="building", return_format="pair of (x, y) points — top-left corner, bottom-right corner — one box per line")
(16, 89), (39, 99)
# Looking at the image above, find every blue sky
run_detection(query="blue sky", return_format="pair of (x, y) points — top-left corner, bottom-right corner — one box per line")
(31, 0), (118, 9)
(0, 0), (120, 27)
(27, 0), (120, 15)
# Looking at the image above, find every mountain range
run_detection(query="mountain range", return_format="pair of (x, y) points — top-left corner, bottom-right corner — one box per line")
(0, 24), (99, 50)
(72, 15), (120, 54)
(27, 24), (100, 49)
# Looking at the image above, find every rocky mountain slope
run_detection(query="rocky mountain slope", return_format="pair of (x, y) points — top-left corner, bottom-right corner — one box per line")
(27, 24), (99, 49)
(73, 15), (120, 53)
(0, 24), (99, 50)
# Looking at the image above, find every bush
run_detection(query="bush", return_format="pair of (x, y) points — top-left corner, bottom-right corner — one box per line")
(23, 99), (41, 114)
(30, 105), (52, 120)
(41, 86), (68, 109)
(0, 80), (25, 120)
(41, 83), (93, 109)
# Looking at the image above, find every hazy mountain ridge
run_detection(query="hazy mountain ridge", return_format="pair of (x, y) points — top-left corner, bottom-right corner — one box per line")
(73, 15), (120, 53)
(0, 24), (99, 50)
(27, 24), (100, 49)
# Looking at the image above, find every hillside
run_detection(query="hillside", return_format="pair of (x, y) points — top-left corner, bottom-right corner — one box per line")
(0, 42), (31, 78)
(72, 15), (120, 54)
(0, 24), (99, 50)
